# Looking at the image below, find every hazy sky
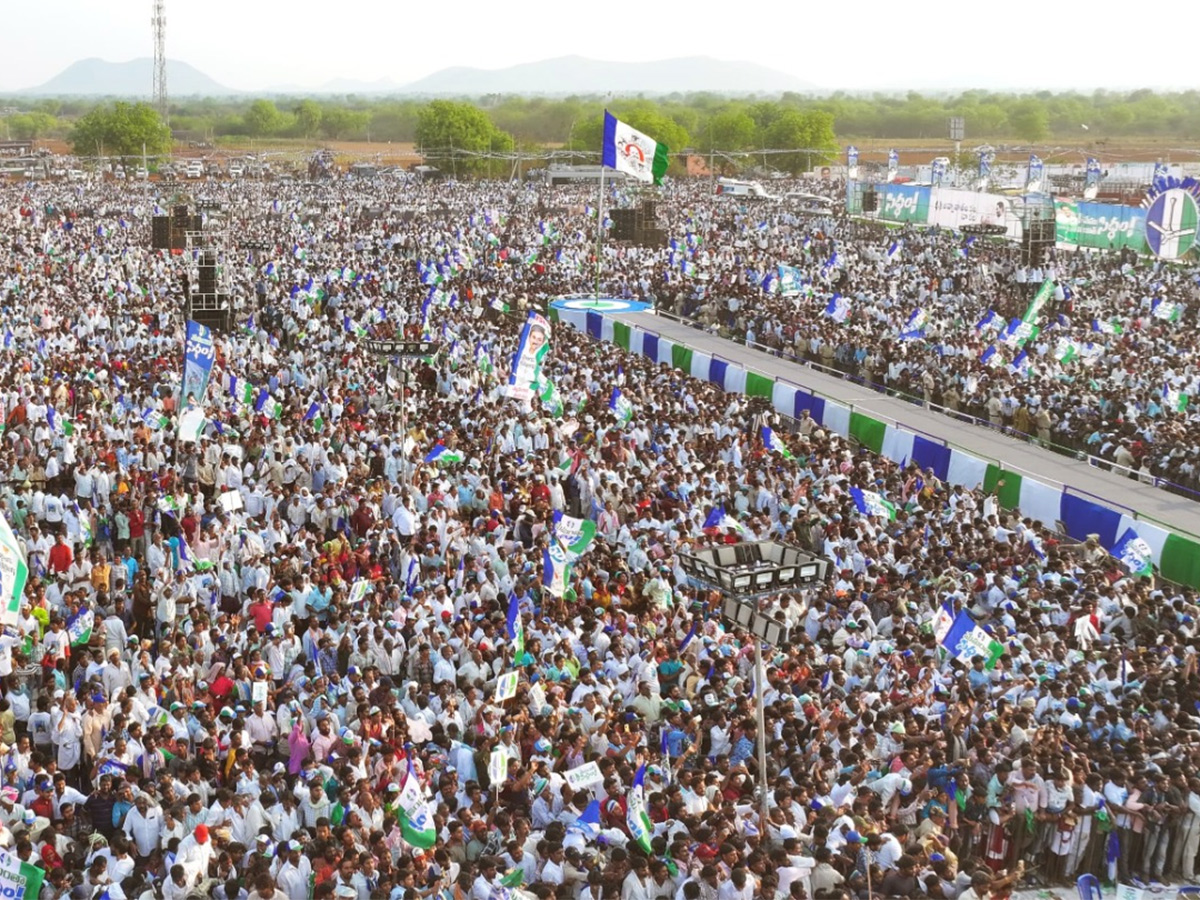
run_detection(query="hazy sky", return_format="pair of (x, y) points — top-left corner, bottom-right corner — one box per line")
(0, 0), (1190, 92)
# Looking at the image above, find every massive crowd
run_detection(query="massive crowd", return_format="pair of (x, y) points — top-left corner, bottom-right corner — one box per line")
(0, 169), (1196, 900)
(652, 187), (1200, 493)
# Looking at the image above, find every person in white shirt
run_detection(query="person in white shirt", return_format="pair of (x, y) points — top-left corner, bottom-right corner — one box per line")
(123, 794), (162, 859)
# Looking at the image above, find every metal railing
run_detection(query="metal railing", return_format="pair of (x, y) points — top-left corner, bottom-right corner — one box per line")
(556, 305), (1200, 540)
(650, 307), (1200, 508)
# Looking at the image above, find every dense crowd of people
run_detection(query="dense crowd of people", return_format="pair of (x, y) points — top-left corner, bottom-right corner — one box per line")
(0, 169), (1196, 900)
(652, 187), (1200, 494)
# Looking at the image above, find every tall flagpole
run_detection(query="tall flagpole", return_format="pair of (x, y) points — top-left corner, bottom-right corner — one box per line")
(594, 164), (605, 303)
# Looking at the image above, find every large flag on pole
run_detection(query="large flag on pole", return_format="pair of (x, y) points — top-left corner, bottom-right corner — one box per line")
(396, 758), (436, 849)
(506, 592), (525, 660)
(602, 112), (669, 185)
(0, 515), (28, 627)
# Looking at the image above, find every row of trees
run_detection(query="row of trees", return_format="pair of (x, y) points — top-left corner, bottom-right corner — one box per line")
(12, 88), (1200, 147)
(45, 88), (1200, 172)
(61, 99), (838, 176)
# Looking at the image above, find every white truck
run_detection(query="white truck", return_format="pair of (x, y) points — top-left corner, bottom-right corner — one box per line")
(715, 178), (776, 201)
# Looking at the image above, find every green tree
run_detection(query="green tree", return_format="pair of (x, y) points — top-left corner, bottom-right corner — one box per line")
(294, 100), (323, 139)
(8, 112), (58, 140)
(68, 102), (171, 157)
(764, 110), (836, 174)
(415, 100), (513, 176)
(1009, 102), (1050, 142)
(243, 99), (285, 138)
(703, 109), (757, 151)
(321, 108), (369, 140)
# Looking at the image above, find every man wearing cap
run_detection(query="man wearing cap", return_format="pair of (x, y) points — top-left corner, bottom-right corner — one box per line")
(175, 822), (214, 886)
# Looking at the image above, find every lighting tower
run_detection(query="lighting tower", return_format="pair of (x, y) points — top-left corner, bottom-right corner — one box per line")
(152, 0), (168, 124)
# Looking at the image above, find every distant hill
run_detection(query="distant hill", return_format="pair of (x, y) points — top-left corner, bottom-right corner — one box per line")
(399, 55), (818, 96)
(15, 58), (237, 97)
(7, 54), (816, 98)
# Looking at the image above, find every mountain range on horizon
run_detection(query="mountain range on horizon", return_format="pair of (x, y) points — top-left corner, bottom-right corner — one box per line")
(4, 54), (821, 98)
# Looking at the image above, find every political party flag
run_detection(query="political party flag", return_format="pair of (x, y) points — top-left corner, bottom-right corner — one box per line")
(423, 444), (464, 465)
(939, 609), (1004, 669)
(552, 511), (597, 555)
(886, 240), (902, 261)
(499, 869), (524, 888)
(1163, 382), (1189, 413)
(1001, 319), (1039, 348)
(506, 592), (525, 660)
(976, 310), (1003, 332)
(761, 426), (794, 459)
(542, 543), (572, 598)
(46, 407), (74, 437)
(182, 320), (216, 407)
(849, 487), (896, 520)
(702, 505), (744, 533)
(396, 759), (436, 849)
(1112, 528), (1154, 577)
(0, 846), (45, 900)
(609, 387), (634, 423)
(1054, 338), (1080, 365)
(887, 148), (899, 182)
(66, 605), (94, 647)
(1008, 350), (1029, 376)
(1022, 279), (1055, 324)
(1152, 298), (1183, 322)
(97, 760), (128, 778)
(228, 377), (255, 406)
(602, 111), (669, 185)
(348, 580), (371, 605)
(507, 312), (551, 401)
(0, 515), (27, 628)
(1026, 153), (1044, 192)
(824, 293), (851, 323)
(778, 264), (804, 296)
(627, 764), (655, 853)
(475, 341), (495, 374)
(899, 308), (926, 340)
(1092, 318), (1123, 335)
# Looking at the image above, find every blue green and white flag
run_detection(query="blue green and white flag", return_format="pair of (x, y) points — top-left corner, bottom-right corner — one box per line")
(396, 759), (436, 849)
(1022, 279), (1055, 324)
(1112, 528), (1154, 577)
(552, 512), (597, 556)
(542, 543), (572, 598)
(1152, 298), (1183, 322)
(1163, 382), (1189, 413)
(850, 487), (896, 520)
(424, 444), (464, 465)
(761, 426), (794, 459)
(0, 514), (29, 627)
(66, 605), (94, 647)
(1054, 339), (1080, 365)
(609, 387), (634, 423)
(627, 764), (655, 853)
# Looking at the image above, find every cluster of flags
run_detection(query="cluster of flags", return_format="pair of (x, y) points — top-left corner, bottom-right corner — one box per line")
(226, 376), (285, 421)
